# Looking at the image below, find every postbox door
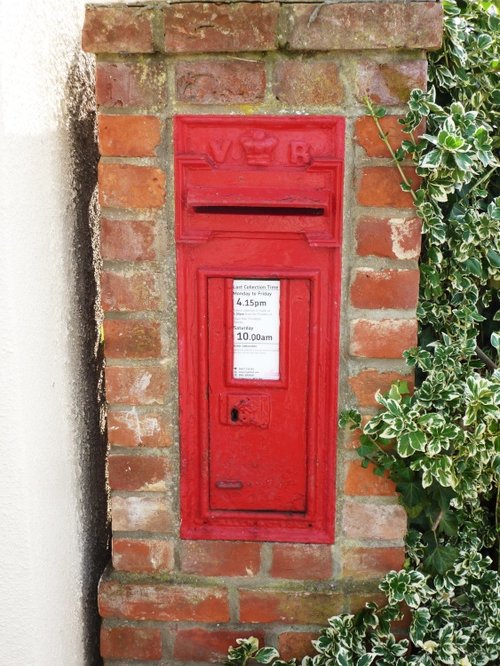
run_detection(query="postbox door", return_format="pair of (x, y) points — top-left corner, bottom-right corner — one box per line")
(207, 276), (311, 512)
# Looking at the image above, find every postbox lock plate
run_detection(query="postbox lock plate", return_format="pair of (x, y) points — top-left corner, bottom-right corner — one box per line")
(219, 393), (270, 428)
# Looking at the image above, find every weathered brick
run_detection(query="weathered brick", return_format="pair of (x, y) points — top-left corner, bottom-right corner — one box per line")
(98, 115), (161, 157)
(357, 167), (419, 208)
(104, 319), (162, 360)
(355, 116), (425, 158)
(356, 61), (427, 106)
(99, 580), (230, 622)
(101, 270), (160, 313)
(108, 409), (172, 448)
(350, 319), (417, 359)
(281, 3), (443, 51)
(112, 538), (174, 573)
(342, 546), (405, 579)
(349, 369), (413, 409)
(278, 633), (317, 661)
(164, 3), (278, 53)
(105, 366), (168, 405)
(270, 544), (333, 580)
(343, 500), (406, 540)
(356, 216), (421, 260)
(174, 629), (265, 663)
(108, 454), (168, 492)
(106, 365), (168, 405)
(101, 625), (162, 661)
(111, 494), (174, 533)
(101, 218), (157, 262)
(95, 61), (166, 109)
(273, 60), (343, 105)
(176, 61), (266, 104)
(239, 590), (342, 624)
(180, 541), (261, 577)
(99, 163), (166, 210)
(344, 460), (396, 496)
(83, 6), (155, 53)
(350, 269), (420, 310)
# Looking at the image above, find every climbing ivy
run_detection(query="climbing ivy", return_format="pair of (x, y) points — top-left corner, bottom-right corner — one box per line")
(226, 1), (499, 664)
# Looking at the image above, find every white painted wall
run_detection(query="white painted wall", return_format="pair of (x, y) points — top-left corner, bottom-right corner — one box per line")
(0, 1), (103, 663)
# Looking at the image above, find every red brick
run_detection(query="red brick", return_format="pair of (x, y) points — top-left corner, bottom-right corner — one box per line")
(111, 494), (174, 533)
(176, 61), (266, 104)
(273, 61), (343, 105)
(345, 460), (396, 496)
(174, 629), (265, 663)
(356, 61), (427, 106)
(98, 115), (161, 157)
(108, 454), (168, 491)
(96, 62), (165, 109)
(101, 625), (162, 661)
(350, 319), (417, 359)
(350, 269), (419, 310)
(101, 270), (160, 313)
(99, 163), (166, 210)
(357, 167), (419, 208)
(83, 6), (154, 53)
(342, 546), (405, 579)
(108, 410), (172, 448)
(349, 369), (413, 409)
(355, 116), (425, 158)
(270, 544), (332, 580)
(101, 218), (157, 261)
(239, 590), (342, 624)
(105, 366), (168, 405)
(356, 216), (421, 260)
(104, 319), (161, 360)
(180, 541), (261, 577)
(112, 538), (174, 573)
(164, 3), (278, 53)
(278, 633), (317, 661)
(281, 3), (443, 51)
(99, 580), (230, 622)
(343, 500), (406, 540)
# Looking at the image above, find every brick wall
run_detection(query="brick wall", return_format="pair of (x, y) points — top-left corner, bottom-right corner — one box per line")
(83, 2), (442, 663)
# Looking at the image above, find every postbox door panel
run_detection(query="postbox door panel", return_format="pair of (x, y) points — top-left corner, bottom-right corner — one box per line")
(175, 115), (344, 542)
(207, 277), (310, 512)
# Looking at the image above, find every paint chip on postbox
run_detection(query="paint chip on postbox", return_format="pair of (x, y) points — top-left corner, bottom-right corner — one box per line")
(233, 280), (280, 381)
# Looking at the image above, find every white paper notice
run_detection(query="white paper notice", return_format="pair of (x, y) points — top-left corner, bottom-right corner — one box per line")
(233, 280), (280, 380)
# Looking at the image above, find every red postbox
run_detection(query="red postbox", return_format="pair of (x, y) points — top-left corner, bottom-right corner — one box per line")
(175, 116), (344, 543)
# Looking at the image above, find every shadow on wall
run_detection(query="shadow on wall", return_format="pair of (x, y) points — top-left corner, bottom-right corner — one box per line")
(66, 49), (109, 666)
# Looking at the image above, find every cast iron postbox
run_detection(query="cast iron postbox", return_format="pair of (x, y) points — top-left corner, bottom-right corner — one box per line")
(175, 116), (344, 543)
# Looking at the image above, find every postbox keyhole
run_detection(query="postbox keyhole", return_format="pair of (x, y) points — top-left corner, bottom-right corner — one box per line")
(230, 408), (239, 423)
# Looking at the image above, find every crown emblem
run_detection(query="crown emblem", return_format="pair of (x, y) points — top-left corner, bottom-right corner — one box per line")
(240, 130), (278, 166)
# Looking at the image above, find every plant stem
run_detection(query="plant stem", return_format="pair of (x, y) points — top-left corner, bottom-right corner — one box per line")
(475, 345), (498, 371)
(364, 97), (417, 202)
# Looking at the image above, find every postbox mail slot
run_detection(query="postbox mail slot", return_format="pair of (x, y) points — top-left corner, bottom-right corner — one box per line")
(175, 115), (344, 543)
(187, 188), (329, 215)
(177, 159), (342, 244)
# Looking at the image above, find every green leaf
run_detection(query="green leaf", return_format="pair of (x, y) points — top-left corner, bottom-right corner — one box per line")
(254, 647), (280, 664)
(420, 149), (443, 169)
(425, 545), (459, 575)
(486, 248), (500, 268)
(410, 607), (431, 644)
(463, 257), (484, 277)
(398, 431), (426, 457)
